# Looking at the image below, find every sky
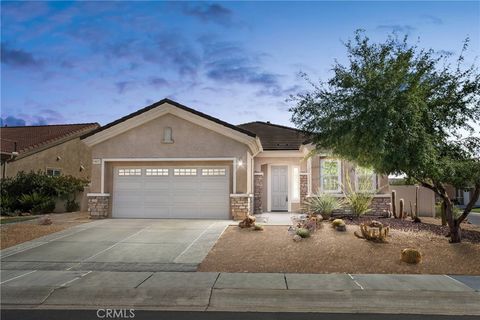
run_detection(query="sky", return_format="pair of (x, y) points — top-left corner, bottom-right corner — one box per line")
(1, 1), (479, 128)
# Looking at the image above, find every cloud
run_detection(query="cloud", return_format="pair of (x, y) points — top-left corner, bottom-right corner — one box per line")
(0, 116), (26, 127)
(421, 15), (443, 25)
(200, 37), (283, 94)
(376, 24), (416, 33)
(1, 43), (43, 68)
(1, 1), (50, 23)
(115, 81), (137, 94)
(149, 77), (169, 88)
(1, 109), (65, 126)
(181, 3), (233, 26)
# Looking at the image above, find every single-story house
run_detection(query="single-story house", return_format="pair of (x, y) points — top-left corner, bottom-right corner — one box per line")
(82, 99), (391, 220)
(0, 123), (100, 210)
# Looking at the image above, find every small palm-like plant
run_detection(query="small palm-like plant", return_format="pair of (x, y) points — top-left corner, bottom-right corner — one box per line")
(302, 190), (344, 218)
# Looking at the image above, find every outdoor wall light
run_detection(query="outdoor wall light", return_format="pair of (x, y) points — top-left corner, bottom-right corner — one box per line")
(238, 159), (244, 167)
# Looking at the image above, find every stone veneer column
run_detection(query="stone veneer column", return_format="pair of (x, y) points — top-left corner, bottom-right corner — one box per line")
(87, 193), (110, 219)
(300, 173), (309, 208)
(230, 194), (253, 220)
(253, 173), (263, 215)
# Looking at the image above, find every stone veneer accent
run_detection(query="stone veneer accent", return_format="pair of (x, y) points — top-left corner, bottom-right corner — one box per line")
(369, 196), (392, 215)
(230, 194), (253, 220)
(87, 194), (110, 219)
(300, 174), (308, 208)
(305, 194), (391, 216)
(253, 173), (263, 215)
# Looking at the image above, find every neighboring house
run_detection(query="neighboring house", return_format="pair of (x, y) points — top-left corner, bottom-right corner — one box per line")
(0, 123), (100, 210)
(82, 99), (391, 220)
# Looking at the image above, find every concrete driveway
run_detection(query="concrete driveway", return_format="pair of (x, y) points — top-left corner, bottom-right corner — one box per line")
(1, 219), (229, 272)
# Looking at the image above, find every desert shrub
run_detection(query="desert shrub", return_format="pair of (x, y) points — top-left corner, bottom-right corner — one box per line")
(65, 199), (80, 212)
(302, 191), (344, 218)
(342, 175), (375, 216)
(0, 194), (15, 216)
(296, 228), (310, 238)
(19, 193), (55, 214)
(331, 218), (345, 228)
(2, 171), (89, 214)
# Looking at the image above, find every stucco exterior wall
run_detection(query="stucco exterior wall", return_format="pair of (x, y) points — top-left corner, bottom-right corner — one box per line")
(2, 137), (92, 212)
(3, 137), (92, 180)
(88, 113), (250, 194)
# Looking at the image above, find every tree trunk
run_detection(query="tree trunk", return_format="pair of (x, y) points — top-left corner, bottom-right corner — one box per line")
(441, 201), (447, 226)
(449, 220), (462, 243)
(444, 199), (462, 243)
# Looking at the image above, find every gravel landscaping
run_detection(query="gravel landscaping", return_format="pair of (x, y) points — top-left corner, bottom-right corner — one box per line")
(198, 221), (480, 275)
(0, 212), (91, 249)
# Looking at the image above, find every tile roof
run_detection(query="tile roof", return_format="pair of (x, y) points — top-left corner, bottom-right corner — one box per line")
(0, 123), (100, 155)
(237, 121), (308, 150)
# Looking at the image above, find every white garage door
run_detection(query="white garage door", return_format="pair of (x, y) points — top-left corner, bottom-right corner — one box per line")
(112, 166), (229, 219)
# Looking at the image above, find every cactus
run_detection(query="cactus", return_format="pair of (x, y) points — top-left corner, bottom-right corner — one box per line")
(391, 190), (397, 218)
(415, 186), (419, 219)
(331, 219), (344, 228)
(401, 248), (422, 264)
(399, 199), (405, 219)
(354, 220), (390, 242)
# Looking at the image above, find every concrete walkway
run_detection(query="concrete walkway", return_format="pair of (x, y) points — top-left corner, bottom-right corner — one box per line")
(1, 271), (479, 315)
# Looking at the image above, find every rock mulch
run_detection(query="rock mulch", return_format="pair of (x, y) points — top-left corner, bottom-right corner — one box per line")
(342, 216), (480, 244)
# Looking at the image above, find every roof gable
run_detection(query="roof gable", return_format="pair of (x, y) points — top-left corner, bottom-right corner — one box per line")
(81, 99), (262, 154)
(237, 121), (308, 150)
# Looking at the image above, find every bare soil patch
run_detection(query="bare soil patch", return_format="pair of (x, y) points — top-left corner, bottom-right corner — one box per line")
(198, 224), (480, 274)
(0, 212), (91, 249)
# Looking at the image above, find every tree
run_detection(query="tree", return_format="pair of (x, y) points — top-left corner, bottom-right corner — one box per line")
(290, 30), (480, 242)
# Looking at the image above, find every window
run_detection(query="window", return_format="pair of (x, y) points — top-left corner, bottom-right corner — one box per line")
(320, 159), (341, 192)
(292, 166), (300, 201)
(146, 168), (169, 176)
(202, 168), (226, 176)
(356, 166), (376, 191)
(118, 168), (141, 176)
(163, 127), (173, 143)
(174, 168), (197, 176)
(46, 168), (61, 177)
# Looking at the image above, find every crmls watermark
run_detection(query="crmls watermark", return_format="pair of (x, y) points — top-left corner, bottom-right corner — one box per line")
(96, 309), (135, 319)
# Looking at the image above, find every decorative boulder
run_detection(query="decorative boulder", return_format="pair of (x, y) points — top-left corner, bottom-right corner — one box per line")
(38, 216), (52, 225)
(238, 215), (256, 228)
(401, 248), (422, 264)
(293, 235), (302, 242)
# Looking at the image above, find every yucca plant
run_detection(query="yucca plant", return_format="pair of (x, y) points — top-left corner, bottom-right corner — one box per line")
(343, 174), (376, 217)
(302, 190), (344, 218)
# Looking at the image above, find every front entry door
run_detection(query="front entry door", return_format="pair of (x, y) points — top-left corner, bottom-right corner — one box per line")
(271, 165), (288, 211)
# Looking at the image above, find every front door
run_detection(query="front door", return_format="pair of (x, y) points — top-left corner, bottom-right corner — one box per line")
(271, 165), (288, 211)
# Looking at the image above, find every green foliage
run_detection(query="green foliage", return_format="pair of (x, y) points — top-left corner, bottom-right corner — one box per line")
(65, 200), (80, 212)
(296, 228), (310, 238)
(19, 193), (55, 214)
(1, 171), (89, 215)
(290, 30), (480, 240)
(302, 191), (344, 218)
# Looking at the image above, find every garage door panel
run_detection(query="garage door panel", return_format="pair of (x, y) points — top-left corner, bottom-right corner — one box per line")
(113, 166), (229, 219)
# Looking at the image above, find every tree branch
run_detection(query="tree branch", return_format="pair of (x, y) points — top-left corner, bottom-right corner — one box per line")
(458, 183), (480, 224)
